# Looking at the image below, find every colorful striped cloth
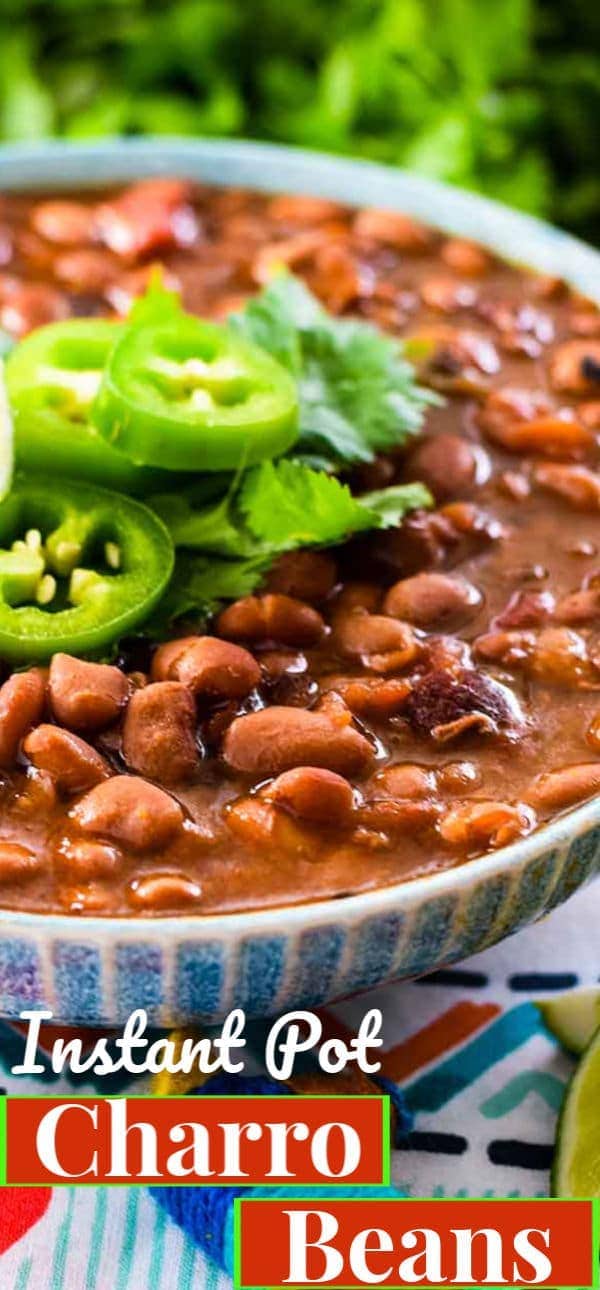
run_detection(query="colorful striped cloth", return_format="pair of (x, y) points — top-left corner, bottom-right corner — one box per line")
(0, 882), (594, 1289)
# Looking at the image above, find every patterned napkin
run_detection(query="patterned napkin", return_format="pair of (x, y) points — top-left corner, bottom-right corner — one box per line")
(0, 882), (594, 1290)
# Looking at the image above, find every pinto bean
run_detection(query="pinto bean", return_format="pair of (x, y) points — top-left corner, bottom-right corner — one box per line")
(404, 433), (485, 500)
(252, 231), (326, 284)
(222, 706), (375, 778)
(439, 800), (534, 848)
(58, 840), (122, 878)
(71, 775), (184, 851)
(534, 463), (600, 510)
(23, 725), (110, 795)
(0, 668), (46, 767)
(333, 583), (381, 614)
(122, 682), (199, 784)
(332, 610), (418, 673)
(353, 208), (432, 252)
(0, 843), (43, 884)
(312, 243), (368, 313)
(529, 627), (592, 686)
(368, 763), (436, 799)
(383, 572), (482, 627)
(555, 587), (600, 624)
(267, 194), (343, 224)
(128, 873), (202, 911)
(30, 200), (94, 245)
(265, 767), (355, 828)
(420, 276), (477, 312)
(474, 629), (535, 666)
(321, 675), (411, 720)
(549, 340), (600, 396)
(440, 238), (492, 277)
(483, 412), (594, 458)
(49, 654), (129, 732)
(54, 249), (117, 291)
(217, 594), (325, 647)
(357, 798), (439, 835)
(527, 763), (600, 812)
(151, 635), (260, 701)
(586, 713), (600, 752)
(226, 796), (315, 855)
(581, 401), (600, 430)
(0, 283), (67, 337)
(266, 550), (337, 601)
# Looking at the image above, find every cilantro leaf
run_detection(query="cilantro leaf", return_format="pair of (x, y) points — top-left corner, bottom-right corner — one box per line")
(232, 273), (439, 464)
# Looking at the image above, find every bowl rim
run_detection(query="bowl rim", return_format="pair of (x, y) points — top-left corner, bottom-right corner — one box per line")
(1, 134), (599, 939)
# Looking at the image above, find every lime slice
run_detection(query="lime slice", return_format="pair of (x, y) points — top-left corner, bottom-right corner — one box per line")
(539, 987), (600, 1055)
(552, 1023), (600, 1196)
(0, 359), (15, 501)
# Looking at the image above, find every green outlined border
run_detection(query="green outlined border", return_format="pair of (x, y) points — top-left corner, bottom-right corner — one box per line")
(233, 1196), (600, 1290)
(0, 1092), (391, 1189)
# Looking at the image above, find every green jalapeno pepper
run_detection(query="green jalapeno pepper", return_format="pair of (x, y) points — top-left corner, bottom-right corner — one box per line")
(6, 320), (170, 493)
(0, 476), (174, 662)
(93, 314), (299, 471)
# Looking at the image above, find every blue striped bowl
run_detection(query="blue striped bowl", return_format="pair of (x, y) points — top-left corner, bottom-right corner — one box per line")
(1, 139), (599, 1026)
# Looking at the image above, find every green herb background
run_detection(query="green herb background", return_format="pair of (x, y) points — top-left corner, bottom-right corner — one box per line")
(0, 0), (598, 244)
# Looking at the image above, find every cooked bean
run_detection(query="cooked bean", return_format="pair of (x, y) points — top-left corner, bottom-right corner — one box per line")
(439, 800), (534, 848)
(581, 401), (600, 430)
(483, 413), (594, 458)
(30, 200), (94, 245)
(529, 627), (592, 686)
(0, 668), (46, 767)
(222, 706), (375, 778)
(267, 194), (343, 224)
(265, 767), (355, 828)
(383, 572), (482, 627)
(333, 583), (381, 614)
(128, 873), (202, 911)
(226, 796), (315, 855)
(0, 282), (67, 336)
(0, 843), (43, 884)
(586, 714), (600, 752)
(322, 676), (411, 720)
(71, 776), (184, 851)
(353, 208), (432, 252)
(217, 594), (325, 647)
(555, 588), (600, 624)
(58, 840), (122, 878)
(58, 883), (112, 913)
(534, 463), (600, 510)
(252, 231), (326, 285)
(420, 276), (478, 312)
(13, 769), (57, 814)
(266, 550), (337, 601)
(49, 654), (129, 732)
(527, 763), (600, 812)
(437, 761), (481, 791)
(54, 249), (117, 291)
(332, 610), (418, 673)
(122, 682), (199, 784)
(440, 238), (492, 277)
(549, 340), (600, 395)
(313, 242), (367, 313)
(368, 763), (436, 799)
(151, 635), (260, 700)
(23, 725), (110, 794)
(357, 798), (439, 835)
(474, 629), (535, 666)
(404, 433), (485, 500)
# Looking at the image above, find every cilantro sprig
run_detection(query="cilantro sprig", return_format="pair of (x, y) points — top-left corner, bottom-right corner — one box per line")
(232, 272), (439, 465)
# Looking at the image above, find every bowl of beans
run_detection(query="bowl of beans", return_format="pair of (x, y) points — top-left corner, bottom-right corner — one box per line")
(0, 138), (599, 1025)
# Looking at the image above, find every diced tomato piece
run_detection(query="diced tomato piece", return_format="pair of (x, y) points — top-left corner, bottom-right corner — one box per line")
(95, 178), (199, 260)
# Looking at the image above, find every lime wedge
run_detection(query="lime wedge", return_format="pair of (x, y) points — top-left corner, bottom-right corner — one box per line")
(539, 987), (600, 1055)
(552, 1023), (600, 1196)
(0, 359), (15, 501)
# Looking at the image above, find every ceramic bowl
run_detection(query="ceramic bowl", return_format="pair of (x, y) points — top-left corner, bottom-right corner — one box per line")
(1, 138), (599, 1026)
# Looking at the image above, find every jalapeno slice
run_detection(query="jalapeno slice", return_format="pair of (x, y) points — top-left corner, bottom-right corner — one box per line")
(6, 320), (169, 493)
(0, 476), (174, 662)
(93, 315), (299, 471)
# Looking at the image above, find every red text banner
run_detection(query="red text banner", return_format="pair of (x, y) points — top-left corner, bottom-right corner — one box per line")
(235, 1197), (596, 1288)
(3, 1095), (389, 1186)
